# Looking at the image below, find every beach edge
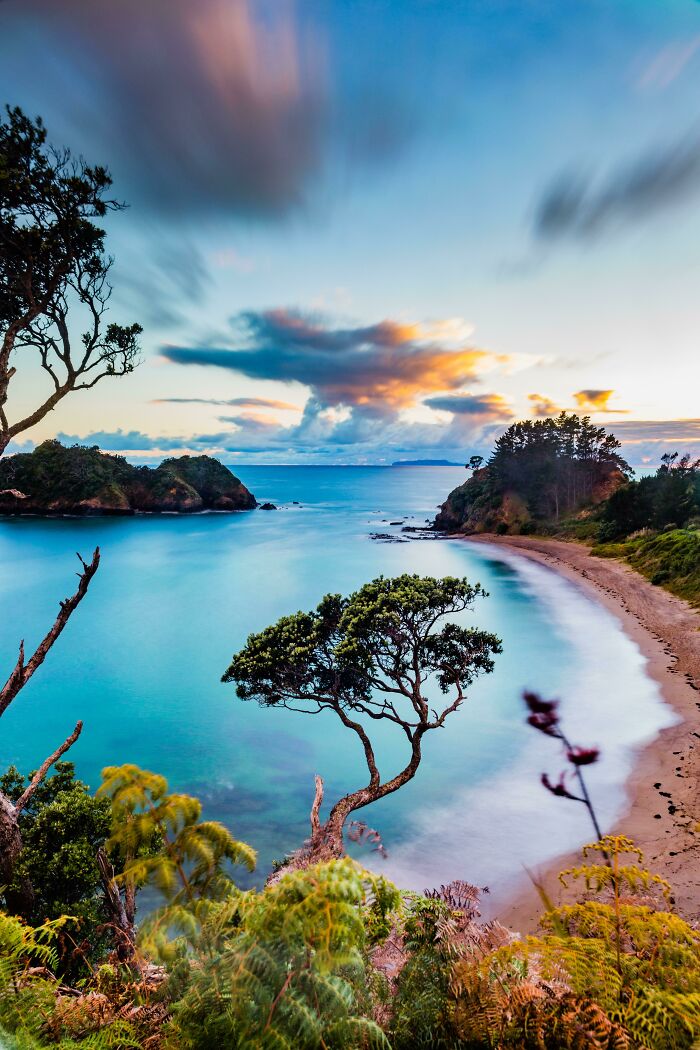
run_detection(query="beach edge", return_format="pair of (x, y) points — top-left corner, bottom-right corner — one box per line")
(457, 533), (700, 932)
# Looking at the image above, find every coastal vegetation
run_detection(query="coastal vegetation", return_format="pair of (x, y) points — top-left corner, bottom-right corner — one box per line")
(2, 555), (699, 1047)
(2, 793), (700, 1048)
(594, 528), (700, 609)
(436, 415), (700, 606)
(434, 413), (631, 535)
(0, 440), (256, 514)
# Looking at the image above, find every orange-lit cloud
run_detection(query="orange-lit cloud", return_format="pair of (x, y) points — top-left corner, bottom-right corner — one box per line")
(162, 309), (514, 414)
(424, 392), (512, 420)
(573, 388), (614, 410)
(528, 393), (563, 417)
(573, 389), (628, 413)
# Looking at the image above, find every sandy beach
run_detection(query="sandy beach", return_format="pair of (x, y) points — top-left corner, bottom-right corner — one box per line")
(461, 534), (700, 932)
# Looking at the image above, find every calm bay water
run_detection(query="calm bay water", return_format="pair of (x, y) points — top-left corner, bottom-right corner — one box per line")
(0, 466), (673, 904)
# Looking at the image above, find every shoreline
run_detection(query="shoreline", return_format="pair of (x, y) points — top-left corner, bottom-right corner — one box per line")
(459, 534), (700, 932)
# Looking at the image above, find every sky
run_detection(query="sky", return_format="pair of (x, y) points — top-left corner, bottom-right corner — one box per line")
(1, 0), (700, 467)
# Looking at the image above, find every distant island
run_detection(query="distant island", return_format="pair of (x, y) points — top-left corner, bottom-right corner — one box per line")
(392, 458), (462, 467)
(0, 441), (257, 516)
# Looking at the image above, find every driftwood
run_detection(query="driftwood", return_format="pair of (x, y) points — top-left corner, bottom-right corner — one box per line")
(0, 549), (99, 914)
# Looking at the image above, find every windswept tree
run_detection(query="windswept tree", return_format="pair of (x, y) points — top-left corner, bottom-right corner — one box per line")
(0, 106), (141, 456)
(224, 575), (501, 861)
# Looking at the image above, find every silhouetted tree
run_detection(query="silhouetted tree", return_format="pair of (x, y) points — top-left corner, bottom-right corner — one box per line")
(600, 451), (700, 538)
(490, 413), (631, 520)
(0, 106), (141, 455)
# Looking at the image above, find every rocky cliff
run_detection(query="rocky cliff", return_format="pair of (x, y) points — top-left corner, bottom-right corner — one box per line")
(0, 441), (257, 516)
(435, 463), (626, 534)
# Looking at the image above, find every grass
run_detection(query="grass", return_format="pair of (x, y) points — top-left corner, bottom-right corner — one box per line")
(592, 528), (700, 609)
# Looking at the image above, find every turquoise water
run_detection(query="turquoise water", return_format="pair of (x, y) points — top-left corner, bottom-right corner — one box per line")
(0, 466), (672, 904)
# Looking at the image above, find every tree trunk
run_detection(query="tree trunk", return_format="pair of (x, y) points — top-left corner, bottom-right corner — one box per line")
(96, 847), (135, 961)
(0, 793), (34, 916)
(306, 732), (426, 862)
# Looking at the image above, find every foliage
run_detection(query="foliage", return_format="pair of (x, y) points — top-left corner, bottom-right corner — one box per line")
(436, 412), (630, 533)
(167, 859), (391, 1050)
(593, 527), (700, 608)
(0, 106), (141, 454)
(0, 441), (256, 513)
(599, 452), (700, 540)
(452, 837), (700, 1049)
(98, 764), (256, 964)
(0, 910), (143, 1049)
(0, 763), (112, 968)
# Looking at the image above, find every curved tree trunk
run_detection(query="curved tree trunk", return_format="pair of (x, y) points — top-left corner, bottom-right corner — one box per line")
(306, 729), (426, 862)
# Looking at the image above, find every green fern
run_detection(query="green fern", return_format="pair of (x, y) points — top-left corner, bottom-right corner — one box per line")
(167, 859), (391, 1049)
(451, 837), (700, 1049)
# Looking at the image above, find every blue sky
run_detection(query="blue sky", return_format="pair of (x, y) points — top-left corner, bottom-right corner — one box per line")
(1, 0), (700, 465)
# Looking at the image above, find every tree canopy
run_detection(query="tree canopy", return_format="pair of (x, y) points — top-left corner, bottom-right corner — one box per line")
(600, 452), (700, 539)
(0, 106), (141, 455)
(489, 413), (631, 520)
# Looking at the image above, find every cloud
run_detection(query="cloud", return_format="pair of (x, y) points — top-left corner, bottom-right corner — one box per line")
(528, 393), (563, 418)
(573, 389), (614, 411)
(607, 419), (700, 470)
(572, 389), (628, 414)
(3, 0), (412, 220)
(55, 429), (190, 452)
(154, 397), (301, 411)
(610, 419), (700, 443)
(636, 36), (700, 92)
(161, 308), (511, 414)
(113, 235), (211, 329)
(423, 393), (512, 419)
(534, 129), (700, 240)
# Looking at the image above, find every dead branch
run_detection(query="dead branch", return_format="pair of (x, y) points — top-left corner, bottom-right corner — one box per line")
(15, 721), (83, 815)
(0, 548), (100, 717)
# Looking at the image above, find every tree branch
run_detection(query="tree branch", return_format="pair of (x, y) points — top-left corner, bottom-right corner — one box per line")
(14, 720), (83, 815)
(0, 549), (100, 717)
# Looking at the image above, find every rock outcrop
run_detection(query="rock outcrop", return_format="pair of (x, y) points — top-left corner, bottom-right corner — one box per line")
(435, 463), (626, 535)
(0, 441), (257, 516)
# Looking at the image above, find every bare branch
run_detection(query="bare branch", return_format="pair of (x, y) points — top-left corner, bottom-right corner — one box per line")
(14, 720), (83, 814)
(0, 549), (100, 717)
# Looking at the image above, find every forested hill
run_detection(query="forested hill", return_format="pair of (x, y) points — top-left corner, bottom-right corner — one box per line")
(435, 414), (631, 534)
(0, 441), (257, 515)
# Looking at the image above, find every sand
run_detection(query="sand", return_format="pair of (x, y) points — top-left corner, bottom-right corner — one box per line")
(459, 534), (700, 932)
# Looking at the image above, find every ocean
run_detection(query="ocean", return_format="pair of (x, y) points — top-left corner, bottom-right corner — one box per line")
(0, 465), (673, 905)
